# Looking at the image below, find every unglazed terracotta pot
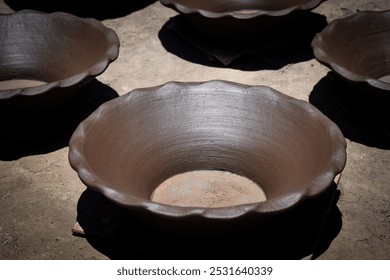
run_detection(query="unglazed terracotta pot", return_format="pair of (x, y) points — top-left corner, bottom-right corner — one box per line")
(312, 10), (390, 92)
(0, 10), (119, 115)
(159, 0), (326, 41)
(312, 10), (390, 135)
(69, 80), (346, 229)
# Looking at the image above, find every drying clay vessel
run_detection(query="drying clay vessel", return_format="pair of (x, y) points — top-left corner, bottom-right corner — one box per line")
(69, 80), (346, 229)
(312, 10), (390, 133)
(0, 10), (119, 116)
(312, 10), (390, 92)
(159, 0), (326, 41)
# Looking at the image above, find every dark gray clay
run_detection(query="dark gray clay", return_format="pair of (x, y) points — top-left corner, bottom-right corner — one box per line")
(159, 0), (326, 40)
(312, 10), (390, 92)
(69, 80), (346, 225)
(0, 10), (119, 115)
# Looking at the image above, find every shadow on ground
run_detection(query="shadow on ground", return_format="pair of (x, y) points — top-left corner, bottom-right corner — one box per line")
(159, 12), (328, 70)
(309, 72), (390, 149)
(0, 79), (119, 161)
(4, 0), (156, 20)
(76, 183), (342, 260)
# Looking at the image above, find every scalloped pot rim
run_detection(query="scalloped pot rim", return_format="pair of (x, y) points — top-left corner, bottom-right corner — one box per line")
(311, 9), (390, 91)
(0, 10), (120, 100)
(159, 0), (325, 19)
(68, 80), (347, 220)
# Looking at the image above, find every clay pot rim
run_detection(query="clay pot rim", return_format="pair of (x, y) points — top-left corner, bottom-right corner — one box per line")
(159, 0), (325, 19)
(69, 80), (347, 219)
(311, 9), (390, 91)
(0, 9), (120, 100)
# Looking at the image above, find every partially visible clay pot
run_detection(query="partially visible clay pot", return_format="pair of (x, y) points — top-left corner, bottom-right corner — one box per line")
(312, 10), (390, 93)
(0, 10), (119, 116)
(159, 0), (326, 41)
(312, 10), (390, 135)
(69, 80), (346, 228)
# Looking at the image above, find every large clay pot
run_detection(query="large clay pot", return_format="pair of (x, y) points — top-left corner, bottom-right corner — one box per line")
(69, 80), (346, 230)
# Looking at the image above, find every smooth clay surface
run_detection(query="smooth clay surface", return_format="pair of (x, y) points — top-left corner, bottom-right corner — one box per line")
(0, 0), (389, 260)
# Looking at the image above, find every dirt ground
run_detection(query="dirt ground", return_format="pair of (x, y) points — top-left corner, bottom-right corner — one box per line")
(0, 0), (389, 260)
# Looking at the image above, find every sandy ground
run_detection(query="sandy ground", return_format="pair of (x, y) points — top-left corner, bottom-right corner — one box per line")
(0, 0), (389, 259)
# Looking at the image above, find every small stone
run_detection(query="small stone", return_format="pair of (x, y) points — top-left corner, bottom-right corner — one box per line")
(71, 222), (85, 237)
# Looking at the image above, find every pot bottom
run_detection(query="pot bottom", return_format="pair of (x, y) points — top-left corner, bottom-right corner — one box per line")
(378, 74), (390, 83)
(151, 170), (266, 208)
(0, 79), (47, 91)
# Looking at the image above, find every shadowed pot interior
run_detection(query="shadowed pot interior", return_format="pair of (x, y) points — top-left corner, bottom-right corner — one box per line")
(69, 80), (346, 224)
(159, 0), (325, 40)
(0, 10), (119, 115)
(312, 10), (390, 91)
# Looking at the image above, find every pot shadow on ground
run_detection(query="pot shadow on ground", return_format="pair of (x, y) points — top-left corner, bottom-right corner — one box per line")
(76, 183), (342, 260)
(309, 72), (390, 150)
(158, 12), (328, 71)
(4, 0), (156, 20)
(0, 79), (119, 161)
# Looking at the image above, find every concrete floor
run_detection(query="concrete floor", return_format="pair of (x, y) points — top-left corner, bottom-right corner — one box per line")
(0, 0), (389, 259)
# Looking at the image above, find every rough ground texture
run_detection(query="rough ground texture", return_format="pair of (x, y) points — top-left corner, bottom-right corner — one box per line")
(0, 0), (389, 259)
